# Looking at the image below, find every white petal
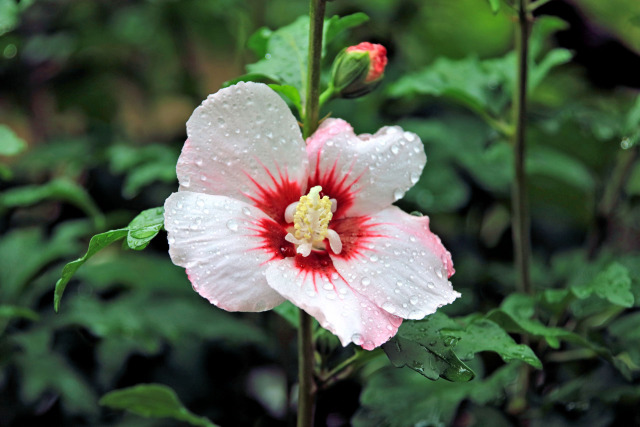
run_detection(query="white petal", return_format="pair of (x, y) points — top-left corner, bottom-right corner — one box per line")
(330, 206), (459, 320)
(178, 82), (308, 221)
(306, 118), (426, 217)
(164, 191), (285, 311)
(265, 256), (402, 350)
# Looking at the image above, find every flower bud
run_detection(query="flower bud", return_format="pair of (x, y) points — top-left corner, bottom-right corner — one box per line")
(330, 42), (387, 99)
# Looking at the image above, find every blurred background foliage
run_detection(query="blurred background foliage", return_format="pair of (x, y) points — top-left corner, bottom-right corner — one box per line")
(1, 0), (640, 425)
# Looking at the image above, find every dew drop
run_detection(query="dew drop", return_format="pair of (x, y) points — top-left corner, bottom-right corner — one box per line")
(217, 117), (225, 128)
(427, 281), (435, 289)
(404, 132), (415, 142)
(226, 219), (239, 232)
(351, 333), (364, 345)
(410, 171), (420, 184)
(242, 207), (252, 216)
(409, 295), (419, 305)
(436, 269), (444, 279)
(369, 254), (379, 263)
(393, 188), (404, 200)
(390, 145), (399, 155)
(361, 277), (371, 286)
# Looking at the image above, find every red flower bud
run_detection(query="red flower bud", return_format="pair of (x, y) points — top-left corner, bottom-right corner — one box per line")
(329, 42), (388, 99)
(345, 42), (387, 83)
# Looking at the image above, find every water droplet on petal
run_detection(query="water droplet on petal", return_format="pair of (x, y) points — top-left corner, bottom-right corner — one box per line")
(351, 333), (364, 345)
(409, 295), (419, 305)
(361, 277), (371, 286)
(410, 171), (420, 184)
(436, 269), (443, 279)
(393, 188), (404, 200)
(242, 207), (251, 216)
(391, 145), (399, 155)
(226, 219), (239, 232)
(427, 281), (435, 289)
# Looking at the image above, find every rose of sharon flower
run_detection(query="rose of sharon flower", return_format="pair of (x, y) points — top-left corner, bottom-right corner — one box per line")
(164, 82), (459, 350)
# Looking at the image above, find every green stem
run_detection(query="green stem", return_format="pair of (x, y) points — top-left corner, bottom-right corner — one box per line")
(297, 1), (326, 426)
(512, 0), (532, 296)
(297, 310), (316, 427)
(303, 0), (327, 139)
(508, 0), (532, 416)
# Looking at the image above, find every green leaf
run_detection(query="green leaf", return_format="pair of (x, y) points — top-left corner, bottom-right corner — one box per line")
(353, 363), (519, 427)
(100, 384), (218, 427)
(572, 262), (634, 308)
(0, 178), (105, 228)
(222, 73), (279, 88)
(382, 312), (475, 382)
(0, 124), (27, 156)
(268, 84), (303, 116)
(486, 0), (501, 13)
(0, 305), (39, 321)
(54, 229), (129, 312)
(323, 12), (369, 43)
(273, 300), (299, 327)
(388, 55), (514, 117)
(443, 318), (542, 369)
(526, 145), (594, 192)
(244, 13), (369, 103)
(530, 48), (573, 91)
(127, 207), (165, 250)
(247, 26), (272, 58)
(486, 293), (574, 348)
(107, 144), (177, 197)
(13, 328), (97, 414)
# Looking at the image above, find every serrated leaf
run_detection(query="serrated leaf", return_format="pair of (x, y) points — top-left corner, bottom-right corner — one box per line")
(268, 84), (302, 116)
(443, 318), (542, 369)
(382, 312), (475, 382)
(100, 384), (218, 427)
(486, 293), (575, 348)
(0, 177), (105, 228)
(127, 207), (165, 250)
(0, 124), (27, 156)
(54, 229), (129, 312)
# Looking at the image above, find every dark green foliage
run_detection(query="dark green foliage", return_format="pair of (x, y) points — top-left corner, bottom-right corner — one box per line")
(2, 0), (640, 425)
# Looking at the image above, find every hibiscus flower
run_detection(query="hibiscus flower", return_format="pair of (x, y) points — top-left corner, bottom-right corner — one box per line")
(164, 82), (459, 350)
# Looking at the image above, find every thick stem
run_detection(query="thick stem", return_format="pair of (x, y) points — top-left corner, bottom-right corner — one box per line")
(297, 1), (326, 426)
(512, 0), (532, 295)
(297, 310), (316, 427)
(508, 0), (533, 416)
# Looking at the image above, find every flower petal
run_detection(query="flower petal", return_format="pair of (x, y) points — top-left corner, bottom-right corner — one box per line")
(179, 82), (308, 223)
(330, 206), (459, 320)
(306, 118), (426, 218)
(265, 253), (402, 350)
(164, 191), (287, 311)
